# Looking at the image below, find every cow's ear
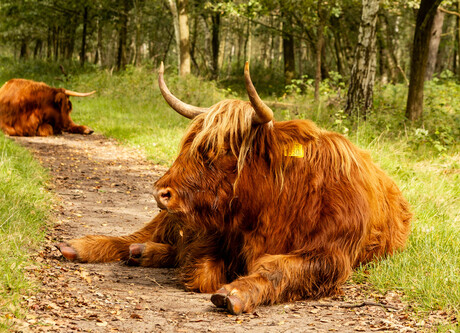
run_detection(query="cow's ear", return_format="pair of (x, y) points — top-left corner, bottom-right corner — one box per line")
(55, 92), (68, 112)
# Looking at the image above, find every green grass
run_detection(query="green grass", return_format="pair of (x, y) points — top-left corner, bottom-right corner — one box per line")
(70, 65), (232, 165)
(0, 134), (52, 330)
(0, 59), (459, 331)
(352, 140), (459, 329)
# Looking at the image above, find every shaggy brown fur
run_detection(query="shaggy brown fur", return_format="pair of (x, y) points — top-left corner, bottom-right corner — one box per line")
(0, 79), (93, 136)
(59, 97), (412, 315)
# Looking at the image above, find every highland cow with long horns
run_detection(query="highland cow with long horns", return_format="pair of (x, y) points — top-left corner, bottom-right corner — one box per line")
(58, 63), (412, 315)
(0, 78), (95, 136)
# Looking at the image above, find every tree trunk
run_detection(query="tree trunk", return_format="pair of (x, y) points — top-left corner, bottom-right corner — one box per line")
(281, 9), (295, 85)
(47, 28), (52, 59)
(377, 26), (387, 82)
(169, 0), (190, 76)
(333, 26), (344, 77)
(94, 18), (103, 65)
(314, 1), (327, 101)
(33, 39), (42, 59)
(314, 29), (323, 101)
(133, 0), (144, 65)
(190, 15), (200, 73)
(65, 18), (77, 60)
(236, 20), (244, 65)
(456, 0), (460, 78)
(268, 16), (275, 68)
(244, 17), (252, 62)
(168, 0), (181, 70)
(19, 39), (28, 60)
(116, 0), (129, 71)
(344, 0), (380, 118)
(178, 0), (191, 76)
(54, 27), (59, 61)
(425, 8), (445, 80)
(406, 0), (443, 121)
(162, 29), (174, 64)
(210, 12), (221, 80)
(380, 14), (399, 83)
(80, 6), (88, 66)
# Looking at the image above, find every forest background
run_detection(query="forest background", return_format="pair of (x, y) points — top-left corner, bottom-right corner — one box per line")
(0, 0), (459, 331)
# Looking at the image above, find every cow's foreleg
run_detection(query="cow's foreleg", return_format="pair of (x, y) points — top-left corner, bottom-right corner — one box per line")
(58, 213), (170, 263)
(126, 241), (176, 267)
(211, 251), (352, 315)
(181, 256), (227, 293)
(66, 121), (93, 135)
(58, 232), (153, 263)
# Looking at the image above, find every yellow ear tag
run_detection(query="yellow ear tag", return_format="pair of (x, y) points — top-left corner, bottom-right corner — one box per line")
(284, 142), (304, 158)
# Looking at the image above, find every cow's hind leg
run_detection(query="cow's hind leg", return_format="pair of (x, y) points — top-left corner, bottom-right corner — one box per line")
(211, 251), (352, 315)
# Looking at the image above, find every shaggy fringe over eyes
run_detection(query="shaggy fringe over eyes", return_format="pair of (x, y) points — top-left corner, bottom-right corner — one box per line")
(183, 100), (267, 177)
(180, 99), (380, 203)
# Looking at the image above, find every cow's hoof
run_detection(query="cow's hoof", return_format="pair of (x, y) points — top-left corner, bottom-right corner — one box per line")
(129, 243), (145, 258)
(83, 128), (94, 135)
(56, 242), (78, 261)
(126, 243), (145, 266)
(211, 288), (228, 308)
(226, 295), (244, 315)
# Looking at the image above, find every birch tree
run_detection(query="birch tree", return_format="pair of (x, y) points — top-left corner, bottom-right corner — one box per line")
(344, 0), (381, 118)
(168, 0), (191, 76)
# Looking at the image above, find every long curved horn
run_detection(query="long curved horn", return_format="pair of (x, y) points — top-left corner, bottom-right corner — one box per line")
(244, 61), (273, 124)
(158, 62), (208, 119)
(64, 90), (96, 97)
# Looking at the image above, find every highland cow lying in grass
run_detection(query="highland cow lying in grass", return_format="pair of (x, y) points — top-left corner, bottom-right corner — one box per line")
(0, 78), (95, 136)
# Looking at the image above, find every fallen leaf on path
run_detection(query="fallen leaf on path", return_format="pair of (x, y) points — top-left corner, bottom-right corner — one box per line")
(130, 313), (143, 319)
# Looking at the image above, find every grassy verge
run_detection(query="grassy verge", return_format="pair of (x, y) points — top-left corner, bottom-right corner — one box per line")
(353, 139), (459, 329)
(0, 59), (458, 330)
(0, 134), (52, 330)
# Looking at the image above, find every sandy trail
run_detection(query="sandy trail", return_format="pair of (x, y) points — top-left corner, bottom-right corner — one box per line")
(11, 133), (424, 332)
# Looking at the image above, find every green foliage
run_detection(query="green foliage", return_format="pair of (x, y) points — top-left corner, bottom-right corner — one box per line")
(0, 134), (52, 329)
(285, 75), (314, 95)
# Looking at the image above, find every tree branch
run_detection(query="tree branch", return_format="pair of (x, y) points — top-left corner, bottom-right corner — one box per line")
(309, 301), (400, 310)
(439, 6), (460, 18)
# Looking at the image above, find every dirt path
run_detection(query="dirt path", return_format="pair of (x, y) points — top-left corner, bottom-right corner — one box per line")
(10, 133), (432, 332)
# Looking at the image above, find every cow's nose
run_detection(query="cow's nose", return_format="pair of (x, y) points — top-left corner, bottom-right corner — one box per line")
(154, 187), (173, 210)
